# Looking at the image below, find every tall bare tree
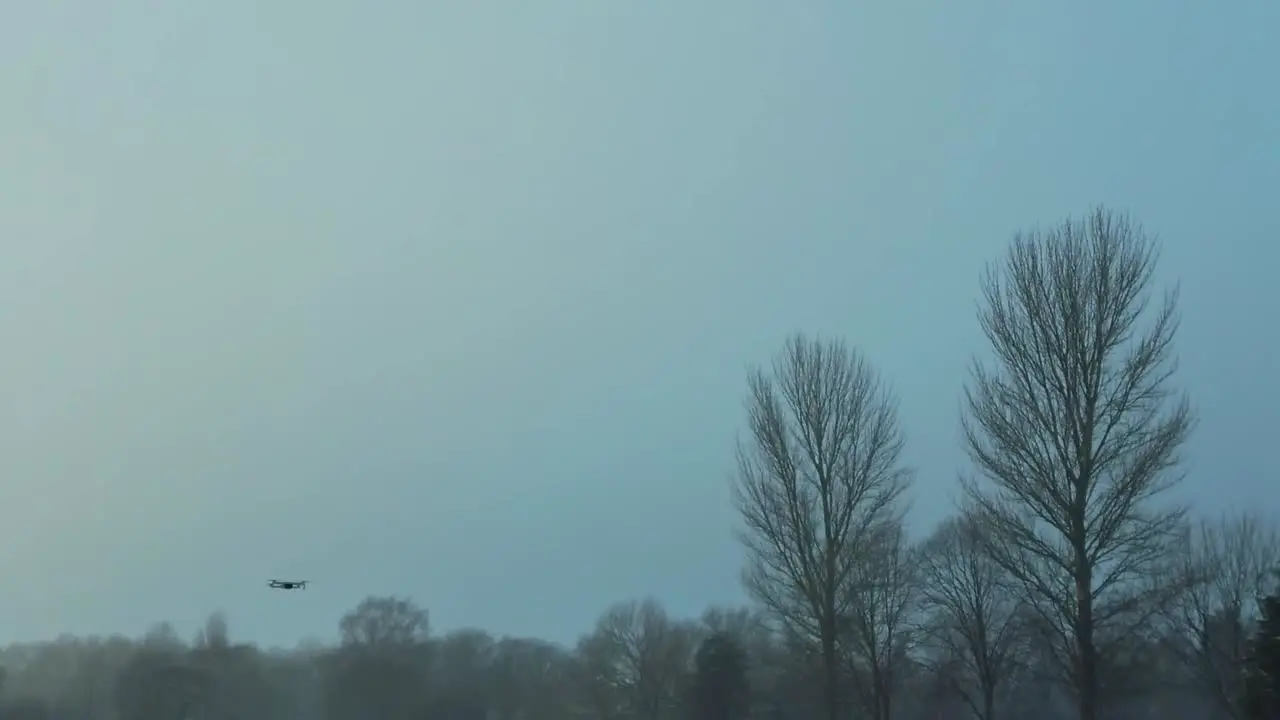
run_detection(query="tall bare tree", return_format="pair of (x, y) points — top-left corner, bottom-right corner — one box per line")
(841, 520), (919, 720)
(918, 514), (1025, 720)
(961, 207), (1194, 720)
(735, 333), (911, 720)
(1173, 512), (1280, 719)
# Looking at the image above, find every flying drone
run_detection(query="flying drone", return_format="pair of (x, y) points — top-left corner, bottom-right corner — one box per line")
(268, 579), (309, 590)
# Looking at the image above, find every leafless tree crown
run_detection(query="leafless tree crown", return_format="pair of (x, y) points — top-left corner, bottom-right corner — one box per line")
(917, 515), (1024, 720)
(961, 207), (1194, 717)
(1173, 512), (1280, 718)
(735, 334), (911, 641)
(842, 520), (919, 720)
(338, 596), (430, 648)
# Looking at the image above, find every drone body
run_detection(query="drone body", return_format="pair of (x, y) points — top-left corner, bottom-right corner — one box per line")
(268, 579), (308, 590)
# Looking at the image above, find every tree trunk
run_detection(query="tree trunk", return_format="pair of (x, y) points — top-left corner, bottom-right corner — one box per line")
(1076, 569), (1098, 720)
(822, 632), (840, 720)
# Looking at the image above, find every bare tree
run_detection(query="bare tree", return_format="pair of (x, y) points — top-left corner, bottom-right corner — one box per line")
(841, 520), (919, 720)
(918, 514), (1025, 720)
(1172, 512), (1280, 718)
(734, 333), (911, 720)
(328, 596), (432, 720)
(490, 637), (575, 720)
(338, 596), (429, 648)
(576, 599), (698, 720)
(429, 629), (497, 717)
(961, 207), (1194, 720)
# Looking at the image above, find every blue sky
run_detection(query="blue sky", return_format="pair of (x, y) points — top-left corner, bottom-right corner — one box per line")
(0, 0), (1276, 648)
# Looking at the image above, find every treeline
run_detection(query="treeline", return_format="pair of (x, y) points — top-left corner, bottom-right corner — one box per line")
(0, 579), (1278, 720)
(3, 206), (1278, 720)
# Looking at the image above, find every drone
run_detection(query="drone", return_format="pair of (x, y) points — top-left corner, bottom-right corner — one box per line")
(267, 579), (309, 590)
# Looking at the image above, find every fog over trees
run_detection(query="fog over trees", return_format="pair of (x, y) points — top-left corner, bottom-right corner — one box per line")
(2, 207), (1276, 720)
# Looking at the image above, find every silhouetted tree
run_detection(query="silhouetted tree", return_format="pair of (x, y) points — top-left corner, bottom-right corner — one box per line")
(429, 629), (495, 719)
(189, 614), (275, 720)
(841, 520), (919, 720)
(1244, 590), (1280, 719)
(691, 632), (750, 720)
(114, 648), (208, 720)
(488, 637), (576, 720)
(576, 599), (698, 720)
(324, 596), (432, 720)
(961, 207), (1194, 720)
(735, 334), (911, 720)
(339, 596), (429, 648)
(1173, 512), (1280, 719)
(918, 515), (1025, 720)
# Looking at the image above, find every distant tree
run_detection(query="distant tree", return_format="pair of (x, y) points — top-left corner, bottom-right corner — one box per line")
(141, 623), (186, 653)
(918, 515), (1025, 720)
(325, 596), (432, 720)
(734, 334), (911, 720)
(192, 611), (230, 651)
(489, 637), (576, 720)
(339, 595), (430, 648)
(699, 606), (777, 710)
(430, 629), (496, 719)
(576, 599), (699, 720)
(261, 648), (327, 720)
(1244, 588), (1280, 719)
(841, 519), (919, 720)
(961, 207), (1194, 720)
(114, 648), (208, 720)
(691, 632), (750, 720)
(1173, 512), (1280, 718)
(188, 613), (276, 720)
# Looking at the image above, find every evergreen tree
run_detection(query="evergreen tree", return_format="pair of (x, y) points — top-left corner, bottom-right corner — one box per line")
(691, 631), (751, 720)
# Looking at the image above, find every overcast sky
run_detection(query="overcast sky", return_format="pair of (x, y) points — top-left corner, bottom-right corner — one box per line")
(1, 1), (1276, 649)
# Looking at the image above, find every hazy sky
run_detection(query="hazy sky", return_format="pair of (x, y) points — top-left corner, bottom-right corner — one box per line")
(1, 1), (1276, 649)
